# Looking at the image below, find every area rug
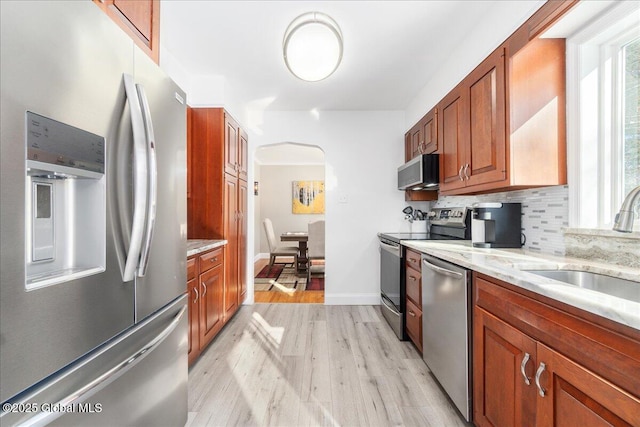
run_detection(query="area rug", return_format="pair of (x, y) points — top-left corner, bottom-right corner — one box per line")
(254, 265), (324, 292)
(255, 264), (284, 279)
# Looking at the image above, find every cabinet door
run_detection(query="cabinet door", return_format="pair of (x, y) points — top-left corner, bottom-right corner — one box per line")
(224, 115), (238, 176)
(405, 265), (421, 307)
(405, 298), (422, 353)
(438, 85), (467, 192)
(187, 277), (199, 365)
(421, 108), (438, 154)
(474, 307), (537, 427)
(536, 343), (640, 427)
(404, 132), (412, 162)
(237, 180), (248, 304)
(93, 0), (159, 63)
(410, 124), (423, 160)
(224, 175), (239, 319)
(199, 264), (224, 350)
(465, 47), (507, 188)
(238, 128), (248, 182)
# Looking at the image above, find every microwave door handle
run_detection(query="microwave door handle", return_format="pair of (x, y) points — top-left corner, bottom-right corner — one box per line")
(422, 258), (463, 279)
(122, 74), (148, 283)
(135, 83), (157, 277)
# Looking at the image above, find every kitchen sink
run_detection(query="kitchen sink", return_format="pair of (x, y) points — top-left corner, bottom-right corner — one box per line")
(526, 270), (640, 303)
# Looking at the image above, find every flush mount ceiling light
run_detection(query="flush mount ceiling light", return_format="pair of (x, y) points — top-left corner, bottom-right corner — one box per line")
(283, 12), (343, 82)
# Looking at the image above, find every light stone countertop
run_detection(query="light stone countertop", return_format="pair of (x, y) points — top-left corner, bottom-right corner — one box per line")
(401, 240), (640, 330)
(187, 239), (227, 257)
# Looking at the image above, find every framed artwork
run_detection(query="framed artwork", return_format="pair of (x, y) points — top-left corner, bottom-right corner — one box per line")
(292, 180), (325, 214)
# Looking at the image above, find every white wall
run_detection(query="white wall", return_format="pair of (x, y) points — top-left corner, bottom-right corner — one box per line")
(247, 111), (409, 305)
(257, 165), (326, 255)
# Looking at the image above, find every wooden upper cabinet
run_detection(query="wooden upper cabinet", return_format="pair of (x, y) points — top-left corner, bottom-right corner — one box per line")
(440, 47), (506, 194)
(507, 37), (566, 188)
(238, 128), (248, 182)
(421, 108), (438, 155)
(404, 107), (438, 161)
(93, 0), (160, 64)
(410, 125), (423, 160)
(438, 84), (467, 193)
(465, 47), (507, 188)
(439, 37), (565, 195)
(224, 115), (239, 176)
(404, 133), (412, 162)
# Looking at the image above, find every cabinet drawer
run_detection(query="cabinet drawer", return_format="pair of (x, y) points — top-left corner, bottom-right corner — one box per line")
(405, 249), (422, 271)
(199, 248), (223, 273)
(406, 298), (423, 353)
(406, 265), (421, 306)
(187, 257), (196, 281)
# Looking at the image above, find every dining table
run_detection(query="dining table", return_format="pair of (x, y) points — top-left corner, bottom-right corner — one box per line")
(280, 231), (308, 275)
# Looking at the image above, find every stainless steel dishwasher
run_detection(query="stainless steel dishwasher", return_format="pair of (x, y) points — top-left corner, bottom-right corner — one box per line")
(421, 253), (472, 422)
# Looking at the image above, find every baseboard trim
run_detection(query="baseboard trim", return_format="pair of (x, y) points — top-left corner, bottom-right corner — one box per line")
(254, 253), (268, 262)
(323, 293), (381, 305)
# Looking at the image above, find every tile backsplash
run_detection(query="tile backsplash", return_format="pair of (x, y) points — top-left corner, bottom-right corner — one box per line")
(434, 185), (569, 256)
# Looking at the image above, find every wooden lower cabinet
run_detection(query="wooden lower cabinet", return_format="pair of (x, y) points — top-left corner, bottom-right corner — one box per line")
(474, 307), (537, 427)
(199, 262), (224, 349)
(536, 343), (640, 427)
(404, 248), (423, 352)
(473, 273), (640, 427)
(187, 257), (199, 366)
(188, 246), (231, 366)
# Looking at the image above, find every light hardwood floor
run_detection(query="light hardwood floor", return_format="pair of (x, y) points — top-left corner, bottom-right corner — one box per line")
(186, 304), (468, 427)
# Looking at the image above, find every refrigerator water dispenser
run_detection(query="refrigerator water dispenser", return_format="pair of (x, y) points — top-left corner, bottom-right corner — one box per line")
(25, 112), (106, 290)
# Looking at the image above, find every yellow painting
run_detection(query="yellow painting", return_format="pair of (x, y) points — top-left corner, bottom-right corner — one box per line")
(292, 181), (325, 214)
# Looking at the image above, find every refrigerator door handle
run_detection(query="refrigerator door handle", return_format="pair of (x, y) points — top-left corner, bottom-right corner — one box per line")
(18, 305), (187, 427)
(135, 83), (157, 277)
(122, 74), (148, 282)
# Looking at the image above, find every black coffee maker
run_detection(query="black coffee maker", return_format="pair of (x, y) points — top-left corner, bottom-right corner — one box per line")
(471, 203), (522, 248)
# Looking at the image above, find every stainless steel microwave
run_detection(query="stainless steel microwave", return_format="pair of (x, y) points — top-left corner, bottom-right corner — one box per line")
(397, 154), (439, 190)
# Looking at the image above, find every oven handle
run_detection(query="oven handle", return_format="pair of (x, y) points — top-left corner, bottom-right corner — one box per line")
(422, 258), (463, 278)
(379, 241), (401, 257)
(380, 293), (400, 315)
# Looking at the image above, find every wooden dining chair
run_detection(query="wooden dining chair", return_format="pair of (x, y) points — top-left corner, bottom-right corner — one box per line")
(307, 220), (325, 281)
(263, 218), (298, 269)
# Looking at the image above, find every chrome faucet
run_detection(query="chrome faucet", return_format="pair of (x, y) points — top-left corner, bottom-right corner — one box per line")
(613, 185), (640, 232)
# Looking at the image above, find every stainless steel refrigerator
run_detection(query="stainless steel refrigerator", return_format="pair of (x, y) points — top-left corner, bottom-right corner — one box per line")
(1, 1), (188, 425)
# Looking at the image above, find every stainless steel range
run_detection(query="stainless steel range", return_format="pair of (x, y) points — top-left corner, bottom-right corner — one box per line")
(377, 207), (470, 340)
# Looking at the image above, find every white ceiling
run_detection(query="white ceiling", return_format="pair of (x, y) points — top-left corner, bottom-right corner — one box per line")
(161, 1), (541, 112)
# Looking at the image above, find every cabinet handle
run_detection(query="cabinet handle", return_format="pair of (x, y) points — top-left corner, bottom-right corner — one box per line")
(193, 287), (199, 304)
(408, 310), (416, 317)
(410, 276), (417, 281)
(520, 352), (531, 386)
(535, 362), (546, 397)
(210, 257), (218, 263)
(201, 282), (207, 297)
(464, 163), (470, 180)
(458, 165), (464, 181)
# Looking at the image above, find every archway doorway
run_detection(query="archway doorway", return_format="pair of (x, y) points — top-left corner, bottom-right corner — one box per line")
(253, 143), (325, 303)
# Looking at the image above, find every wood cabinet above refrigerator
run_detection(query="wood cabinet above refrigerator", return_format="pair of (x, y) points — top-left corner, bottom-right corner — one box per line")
(93, 0), (160, 64)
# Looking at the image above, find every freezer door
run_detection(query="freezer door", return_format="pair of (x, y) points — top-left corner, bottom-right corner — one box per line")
(0, 1), (139, 402)
(132, 47), (187, 322)
(0, 296), (188, 427)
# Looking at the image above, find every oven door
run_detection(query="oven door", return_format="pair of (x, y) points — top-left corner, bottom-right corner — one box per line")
(379, 239), (403, 339)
